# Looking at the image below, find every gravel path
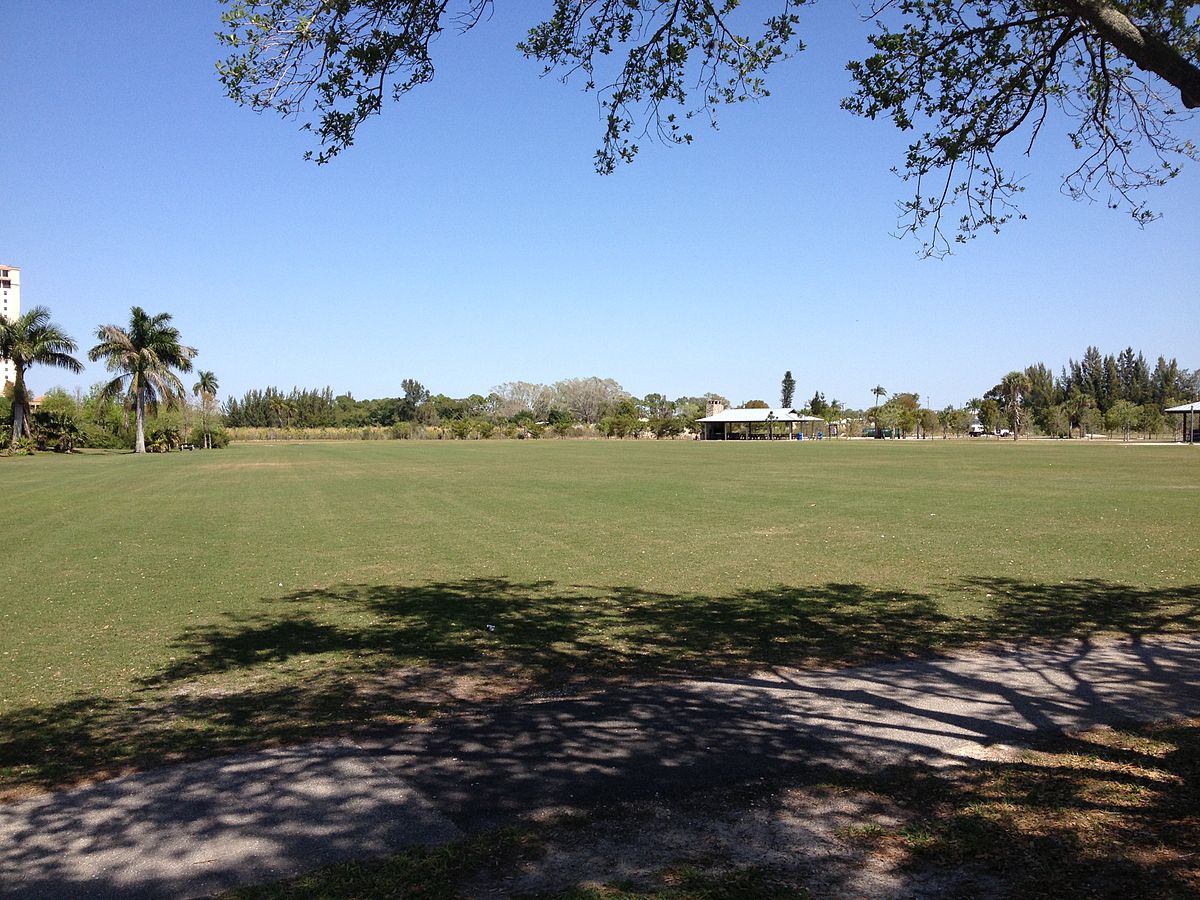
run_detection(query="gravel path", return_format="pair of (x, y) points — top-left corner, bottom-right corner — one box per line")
(3, 633), (1200, 898)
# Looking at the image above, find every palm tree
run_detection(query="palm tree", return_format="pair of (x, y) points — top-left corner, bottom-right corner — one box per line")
(192, 370), (219, 449)
(827, 398), (844, 437)
(870, 384), (887, 438)
(0, 306), (83, 448)
(89, 307), (196, 454)
(998, 371), (1032, 440)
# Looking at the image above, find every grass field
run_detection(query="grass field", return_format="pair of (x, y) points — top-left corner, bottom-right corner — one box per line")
(2, 439), (1198, 793)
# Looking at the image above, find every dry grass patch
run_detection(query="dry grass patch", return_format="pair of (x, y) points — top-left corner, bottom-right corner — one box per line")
(839, 718), (1200, 897)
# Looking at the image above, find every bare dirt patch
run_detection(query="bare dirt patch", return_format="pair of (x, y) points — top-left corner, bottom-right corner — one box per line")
(355, 661), (535, 707)
(460, 780), (986, 898)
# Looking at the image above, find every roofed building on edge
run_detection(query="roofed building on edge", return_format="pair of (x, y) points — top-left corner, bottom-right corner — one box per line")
(1166, 401), (1200, 444)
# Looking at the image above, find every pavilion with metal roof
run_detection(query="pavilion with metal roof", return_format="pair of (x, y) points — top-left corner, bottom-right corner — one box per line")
(1166, 401), (1200, 443)
(697, 406), (827, 440)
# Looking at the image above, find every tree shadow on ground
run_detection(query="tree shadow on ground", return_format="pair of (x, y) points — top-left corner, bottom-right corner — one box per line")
(207, 719), (1200, 899)
(1, 577), (1198, 795)
(140, 576), (1200, 685)
(140, 578), (960, 685)
(828, 717), (1200, 897)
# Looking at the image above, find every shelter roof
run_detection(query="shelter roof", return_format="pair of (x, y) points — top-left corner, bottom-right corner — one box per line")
(1166, 401), (1200, 413)
(697, 407), (825, 423)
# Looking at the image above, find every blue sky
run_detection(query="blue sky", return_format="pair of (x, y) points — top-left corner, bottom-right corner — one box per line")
(2, 1), (1196, 411)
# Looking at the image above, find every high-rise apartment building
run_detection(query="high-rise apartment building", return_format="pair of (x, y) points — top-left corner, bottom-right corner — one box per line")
(1, 265), (20, 389)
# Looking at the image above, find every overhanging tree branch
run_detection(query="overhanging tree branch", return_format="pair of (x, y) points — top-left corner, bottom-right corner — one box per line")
(217, 0), (1199, 254)
(1062, 0), (1200, 108)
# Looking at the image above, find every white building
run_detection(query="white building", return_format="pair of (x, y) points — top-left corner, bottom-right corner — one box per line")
(1, 265), (19, 389)
(696, 405), (827, 440)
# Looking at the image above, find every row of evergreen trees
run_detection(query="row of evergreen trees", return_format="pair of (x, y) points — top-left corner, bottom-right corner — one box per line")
(1022, 347), (1189, 414)
(222, 381), (470, 429)
(978, 346), (1196, 438)
(223, 387), (339, 429)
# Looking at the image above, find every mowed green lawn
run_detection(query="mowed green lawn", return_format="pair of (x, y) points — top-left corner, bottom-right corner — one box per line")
(2, 439), (1198, 792)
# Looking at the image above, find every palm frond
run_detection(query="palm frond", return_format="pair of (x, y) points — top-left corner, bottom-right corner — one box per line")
(97, 374), (130, 403)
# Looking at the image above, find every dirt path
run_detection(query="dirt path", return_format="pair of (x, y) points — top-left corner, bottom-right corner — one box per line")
(3, 634), (1200, 898)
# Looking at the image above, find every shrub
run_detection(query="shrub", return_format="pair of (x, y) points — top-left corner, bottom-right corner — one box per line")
(3, 435), (38, 456)
(651, 416), (685, 439)
(147, 424), (182, 452)
(32, 410), (82, 452)
(546, 408), (574, 428)
(190, 425), (230, 449)
(80, 423), (128, 449)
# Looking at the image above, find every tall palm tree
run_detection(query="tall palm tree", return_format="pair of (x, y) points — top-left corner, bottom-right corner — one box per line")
(0, 306), (83, 448)
(870, 384), (887, 439)
(192, 370), (219, 449)
(998, 371), (1032, 440)
(89, 307), (196, 454)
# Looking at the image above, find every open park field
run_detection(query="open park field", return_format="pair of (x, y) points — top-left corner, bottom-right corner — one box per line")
(2, 439), (1198, 795)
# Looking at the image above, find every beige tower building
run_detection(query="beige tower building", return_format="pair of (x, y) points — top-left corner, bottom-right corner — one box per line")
(1, 265), (19, 390)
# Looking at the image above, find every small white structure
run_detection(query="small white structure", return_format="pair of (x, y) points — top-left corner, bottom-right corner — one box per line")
(697, 406), (826, 440)
(1166, 401), (1200, 443)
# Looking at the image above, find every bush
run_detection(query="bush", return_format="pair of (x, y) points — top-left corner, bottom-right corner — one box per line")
(390, 421), (427, 440)
(146, 424), (182, 452)
(80, 423), (128, 450)
(32, 410), (82, 452)
(651, 416), (685, 439)
(546, 408), (575, 428)
(189, 425), (230, 449)
(545, 422), (592, 439)
(1, 435), (38, 456)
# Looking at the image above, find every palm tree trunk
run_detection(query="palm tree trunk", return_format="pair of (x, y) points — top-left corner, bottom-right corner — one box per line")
(10, 399), (26, 447)
(10, 370), (29, 447)
(135, 391), (146, 454)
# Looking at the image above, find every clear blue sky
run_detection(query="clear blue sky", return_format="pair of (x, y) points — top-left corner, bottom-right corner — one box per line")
(2, 1), (1196, 411)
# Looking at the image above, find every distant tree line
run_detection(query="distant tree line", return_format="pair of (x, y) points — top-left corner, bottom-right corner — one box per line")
(979, 347), (1197, 439)
(12, 333), (1192, 449)
(219, 345), (1196, 444)
(222, 377), (734, 439)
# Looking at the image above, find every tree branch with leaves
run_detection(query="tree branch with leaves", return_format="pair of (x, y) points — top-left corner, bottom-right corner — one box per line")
(217, 0), (1200, 253)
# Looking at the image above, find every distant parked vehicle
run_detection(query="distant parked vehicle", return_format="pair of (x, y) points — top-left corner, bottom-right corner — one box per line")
(968, 424), (986, 437)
